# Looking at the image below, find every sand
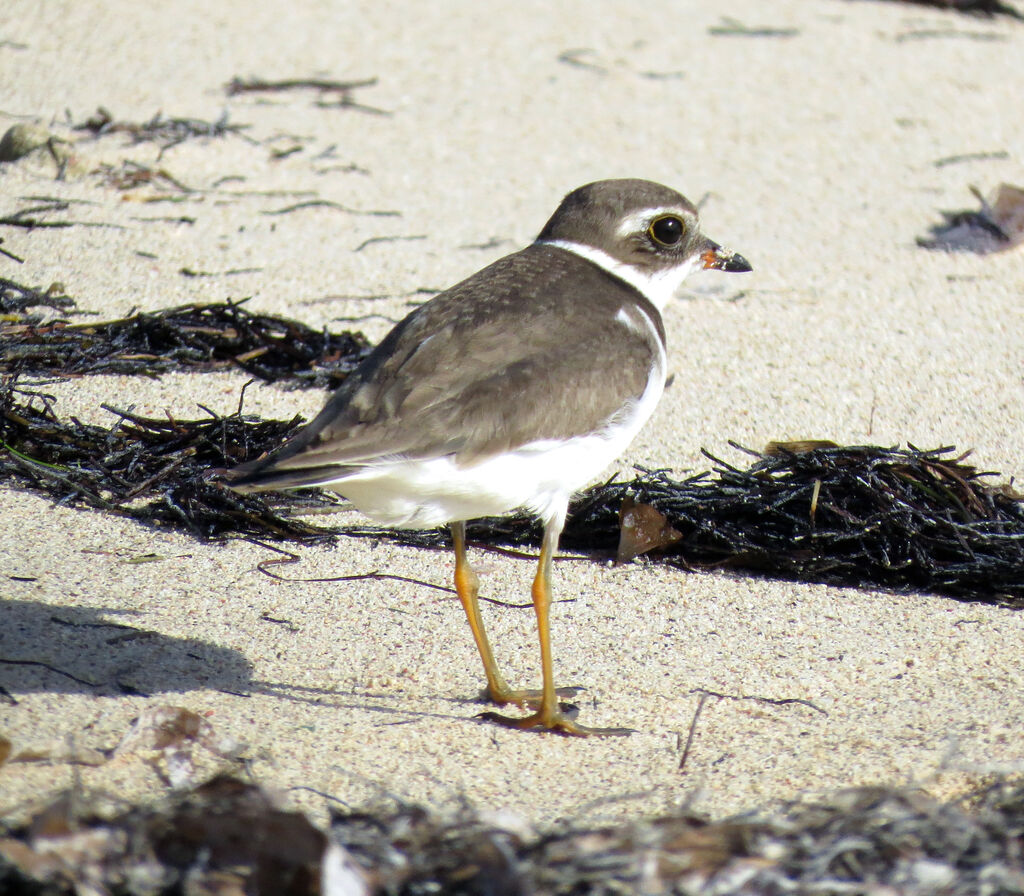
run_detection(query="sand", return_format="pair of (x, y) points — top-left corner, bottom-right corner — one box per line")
(1, 0), (1023, 831)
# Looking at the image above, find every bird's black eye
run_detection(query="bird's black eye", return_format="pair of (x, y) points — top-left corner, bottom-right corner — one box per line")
(648, 215), (684, 247)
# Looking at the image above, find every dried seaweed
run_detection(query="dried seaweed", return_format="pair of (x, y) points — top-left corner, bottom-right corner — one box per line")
(0, 198), (122, 231)
(0, 777), (324, 896)
(95, 160), (194, 194)
(2, 775), (1023, 895)
(0, 382), (335, 541)
(883, 0), (1024, 16)
(571, 444), (1024, 605)
(0, 276), (75, 321)
(73, 106), (251, 153)
(709, 18), (800, 36)
(1, 294), (1022, 602)
(0, 239), (23, 263)
(358, 443), (1024, 606)
(225, 76), (388, 114)
(329, 780), (1024, 895)
(0, 299), (371, 389)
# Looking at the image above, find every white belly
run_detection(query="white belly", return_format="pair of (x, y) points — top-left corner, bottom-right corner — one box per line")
(330, 435), (622, 527)
(329, 378), (665, 528)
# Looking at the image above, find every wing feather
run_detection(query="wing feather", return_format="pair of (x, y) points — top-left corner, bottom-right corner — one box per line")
(229, 244), (664, 489)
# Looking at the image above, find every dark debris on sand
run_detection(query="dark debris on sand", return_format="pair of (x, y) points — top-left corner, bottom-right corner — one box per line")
(2, 365), (1023, 602)
(1, 296), (371, 389)
(0, 293), (372, 540)
(1, 291), (1022, 604)
(2, 774), (1023, 895)
(882, 0), (1024, 18)
(0, 276), (76, 322)
(328, 779), (1024, 895)
(918, 184), (1024, 254)
(579, 442), (1024, 606)
(0, 382), (335, 541)
(73, 106), (251, 153)
(369, 442), (1024, 607)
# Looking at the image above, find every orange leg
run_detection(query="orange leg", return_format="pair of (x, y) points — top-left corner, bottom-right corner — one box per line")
(476, 516), (633, 737)
(451, 520), (520, 705)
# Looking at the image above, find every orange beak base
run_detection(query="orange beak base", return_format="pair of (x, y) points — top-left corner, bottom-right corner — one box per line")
(701, 244), (752, 273)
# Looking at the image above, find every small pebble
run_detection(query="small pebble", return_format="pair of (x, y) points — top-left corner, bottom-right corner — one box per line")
(0, 123), (53, 161)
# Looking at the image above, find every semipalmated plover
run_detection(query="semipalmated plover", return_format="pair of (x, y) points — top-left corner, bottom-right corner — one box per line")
(229, 179), (751, 735)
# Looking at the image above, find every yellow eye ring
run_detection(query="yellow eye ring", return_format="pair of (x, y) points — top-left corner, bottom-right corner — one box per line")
(648, 215), (684, 247)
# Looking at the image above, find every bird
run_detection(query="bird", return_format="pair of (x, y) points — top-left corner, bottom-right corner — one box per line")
(227, 179), (751, 736)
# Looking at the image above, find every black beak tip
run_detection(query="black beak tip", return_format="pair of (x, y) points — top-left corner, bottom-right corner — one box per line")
(722, 252), (752, 273)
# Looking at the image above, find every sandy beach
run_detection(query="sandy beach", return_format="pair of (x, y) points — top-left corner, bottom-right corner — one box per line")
(1, 0), (1023, 833)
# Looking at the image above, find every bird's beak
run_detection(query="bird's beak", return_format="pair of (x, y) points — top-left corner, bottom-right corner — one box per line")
(700, 241), (752, 273)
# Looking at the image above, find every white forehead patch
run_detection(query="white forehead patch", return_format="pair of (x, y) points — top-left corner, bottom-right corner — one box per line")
(539, 239), (702, 311)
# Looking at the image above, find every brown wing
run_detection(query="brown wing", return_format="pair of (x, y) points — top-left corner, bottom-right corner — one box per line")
(229, 244), (664, 489)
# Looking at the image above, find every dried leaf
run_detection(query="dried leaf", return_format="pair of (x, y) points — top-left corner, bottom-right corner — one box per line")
(919, 182), (1024, 253)
(114, 705), (245, 788)
(616, 496), (683, 563)
(989, 182), (1024, 245)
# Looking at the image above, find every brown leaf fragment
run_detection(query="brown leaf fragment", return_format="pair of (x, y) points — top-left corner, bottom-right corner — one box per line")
(113, 705), (245, 788)
(151, 776), (325, 893)
(114, 705), (208, 755)
(989, 183), (1024, 243)
(617, 495), (682, 563)
(764, 440), (840, 456)
(918, 183), (1024, 253)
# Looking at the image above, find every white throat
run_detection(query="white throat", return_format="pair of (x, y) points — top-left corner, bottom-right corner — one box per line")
(538, 239), (700, 312)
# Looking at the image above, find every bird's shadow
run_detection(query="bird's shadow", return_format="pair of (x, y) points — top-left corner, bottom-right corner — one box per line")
(0, 598), (473, 725)
(0, 598), (254, 700)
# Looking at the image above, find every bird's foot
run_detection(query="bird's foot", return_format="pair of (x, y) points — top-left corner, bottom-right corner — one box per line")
(479, 706), (634, 737)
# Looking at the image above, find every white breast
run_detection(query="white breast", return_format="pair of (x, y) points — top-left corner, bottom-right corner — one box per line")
(539, 238), (700, 312)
